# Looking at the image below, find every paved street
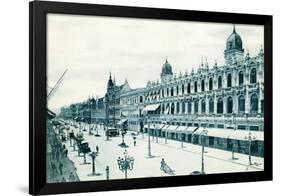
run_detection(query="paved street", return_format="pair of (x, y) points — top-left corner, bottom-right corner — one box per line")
(60, 122), (264, 182)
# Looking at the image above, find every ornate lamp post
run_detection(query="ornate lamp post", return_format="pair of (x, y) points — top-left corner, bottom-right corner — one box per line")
(147, 118), (152, 157)
(245, 131), (256, 165)
(231, 113), (237, 160)
(89, 151), (99, 176)
(88, 100), (92, 135)
(117, 150), (134, 179)
(200, 128), (208, 174)
(181, 133), (185, 148)
(105, 166), (110, 180)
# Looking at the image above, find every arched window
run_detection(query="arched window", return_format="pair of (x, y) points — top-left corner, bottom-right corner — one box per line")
(239, 71), (244, 86)
(209, 98), (214, 113)
(201, 80), (205, 92)
(176, 102), (180, 114)
(187, 83), (191, 93)
(217, 97), (223, 114)
(171, 103), (175, 114)
(227, 97), (233, 113)
(176, 86), (179, 95)
(218, 76), (222, 89)
(194, 81), (198, 93)
(167, 88), (169, 96)
(171, 87), (174, 96)
(209, 78), (213, 91)
(182, 84), (185, 94)
(227, 74), (232, 87)
(188, 101), (192, 114)
(162, 104), (165, 114)
(182, 102), (185, 113)
(194, 100), (198, 114)
(250, 94), (258, 113)
(250, 68), (257, 83)
(238, 95), (245, 113)
(166, 103), (170, 114)
(140, 96), (143, 103)
(201, 99), (206, 113)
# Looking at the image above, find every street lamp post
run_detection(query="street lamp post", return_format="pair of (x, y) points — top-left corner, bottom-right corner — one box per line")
(200, 128), (208, 174)
(117, 150), (134, 179)
(181, 133), (184, 148)
(147, 118), (152, 157)
(88, 100), (92, 135)
(231, 113), (237, 160)
(105, 166), (110, 180)
(89, 151), (99, 175)
(245, 131), (256, 165)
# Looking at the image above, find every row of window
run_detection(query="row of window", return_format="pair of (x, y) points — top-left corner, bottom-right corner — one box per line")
(159, 94), (260, 115)
(146, 68), (257, 99)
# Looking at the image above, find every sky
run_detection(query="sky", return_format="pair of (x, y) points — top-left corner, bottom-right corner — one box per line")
(47, 13), (263, 113)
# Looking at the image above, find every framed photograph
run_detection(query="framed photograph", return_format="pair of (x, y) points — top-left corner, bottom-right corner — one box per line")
(29, 1), (273, 195)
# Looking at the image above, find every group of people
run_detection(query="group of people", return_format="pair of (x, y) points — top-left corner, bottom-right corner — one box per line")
(160, 158), (175, 175)
(47, 122), (78, 183)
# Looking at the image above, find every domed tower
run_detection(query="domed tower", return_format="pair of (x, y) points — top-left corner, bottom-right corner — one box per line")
(224, 25), (244, 63)
(160, 57), (173, 82)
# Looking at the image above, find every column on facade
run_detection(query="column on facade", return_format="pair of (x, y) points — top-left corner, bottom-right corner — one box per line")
(198, 98), (201, 115)
(233, 69), (237, 87)
(233, 94), (238, 114)
(245, 68), (250, 114)
(206, 96), (209, 114)
(223, 96), (227, 115)
(214, 94), (217, 115)
(223, 71), (227, 89)
(258, 90), (262, 114)
(178, 100), (181, 114)
(184, 100), (187, 115)
(191, 99), (194, 114)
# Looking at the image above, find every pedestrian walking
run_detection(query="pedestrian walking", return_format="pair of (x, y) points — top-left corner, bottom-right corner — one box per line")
(160, 158), (165, 170)
(51, 162), (58, 177)
(56, 149), (60, 162)
(96, 145), (99, 153)
(69, 172), (76, 182)
(133, 137), (137, 146)
(59, 162), (63, 175)
(64, 149), (68, 157)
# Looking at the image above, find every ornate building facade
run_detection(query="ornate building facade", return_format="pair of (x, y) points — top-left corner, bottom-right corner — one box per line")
(60, 26), (264, 156)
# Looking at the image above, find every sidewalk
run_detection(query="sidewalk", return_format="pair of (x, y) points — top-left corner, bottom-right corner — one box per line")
(47, 122), (80, 183)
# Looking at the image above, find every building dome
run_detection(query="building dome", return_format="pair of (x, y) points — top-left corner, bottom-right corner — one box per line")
(226, 26), (243, 51)
(161, 58), (173, 76)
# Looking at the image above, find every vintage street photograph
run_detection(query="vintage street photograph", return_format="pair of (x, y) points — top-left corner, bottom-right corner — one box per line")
(46, 14), (264, 183)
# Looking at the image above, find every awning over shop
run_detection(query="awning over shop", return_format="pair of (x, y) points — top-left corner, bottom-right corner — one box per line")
(117, 118), (128, 125)
(186, 126), (199, 133)
(194, 127), (233, 139)
(176, 126), (192, 133)
(193, 127), (264, 141)
(162, 125), (178, 132)
(144, 124), (165, 130)
(150, 123), (165, 130)
(143, 104), (160, 112)
(230, 130), (264, 141)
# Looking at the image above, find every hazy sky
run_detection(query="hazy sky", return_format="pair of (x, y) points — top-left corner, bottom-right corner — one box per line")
(47, 13), (263, 113)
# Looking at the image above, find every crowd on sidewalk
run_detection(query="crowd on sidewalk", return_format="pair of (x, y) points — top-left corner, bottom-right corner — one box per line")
(47, 121), (80, 183)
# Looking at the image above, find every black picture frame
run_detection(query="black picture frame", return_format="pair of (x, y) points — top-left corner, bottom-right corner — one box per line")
(29, 1), (273, 195)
